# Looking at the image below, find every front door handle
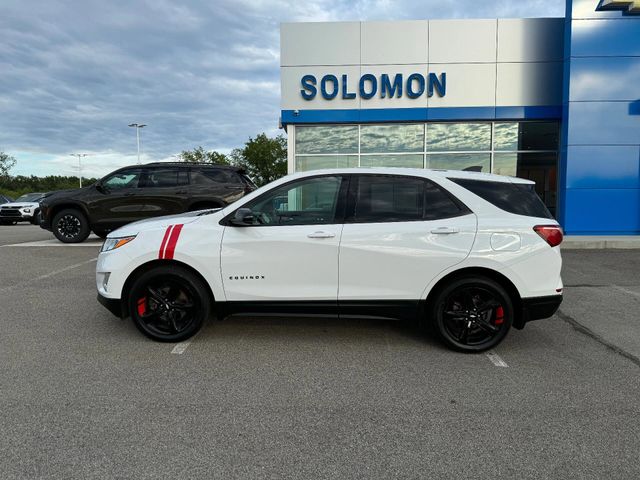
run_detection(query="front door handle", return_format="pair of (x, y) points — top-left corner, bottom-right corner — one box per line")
(431, 227), (459, 234)
(307, 231), (336, 239)
(175, 190), (187, 194)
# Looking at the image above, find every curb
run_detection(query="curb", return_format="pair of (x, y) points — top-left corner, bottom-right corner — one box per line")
(561, 236), (640, 250)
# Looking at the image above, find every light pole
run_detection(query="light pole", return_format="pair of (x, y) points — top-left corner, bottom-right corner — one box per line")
(128, 123), (147, 164)
(69, 153), (88, 187)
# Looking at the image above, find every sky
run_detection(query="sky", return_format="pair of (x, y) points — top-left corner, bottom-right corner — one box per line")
(0, 0), (565, 179)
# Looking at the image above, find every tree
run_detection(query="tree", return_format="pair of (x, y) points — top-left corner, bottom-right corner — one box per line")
(178, 146), (230, 165)
(0, 151), (17, 184)
(234, 133), (287, 186)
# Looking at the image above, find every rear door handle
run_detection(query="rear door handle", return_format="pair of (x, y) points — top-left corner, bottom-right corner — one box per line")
(175, 190), (187, 194)
(431, 227), (459, 234)
(307, 231), (336, 239)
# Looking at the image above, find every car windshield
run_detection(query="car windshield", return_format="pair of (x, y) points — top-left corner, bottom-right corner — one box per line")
(15, 193), (43, 202)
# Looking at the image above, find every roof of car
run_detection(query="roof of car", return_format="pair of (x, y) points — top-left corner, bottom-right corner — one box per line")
(144, 162), (243, 171)
(289, 167), (533, 184)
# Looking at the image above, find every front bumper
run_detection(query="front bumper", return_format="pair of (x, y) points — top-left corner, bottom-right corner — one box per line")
(97, 293), (124, 318)
(520, 294), (563, 326)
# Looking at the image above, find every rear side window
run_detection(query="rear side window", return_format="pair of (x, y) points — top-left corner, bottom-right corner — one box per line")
(142, 168), (181, 188)
(449, 178), (553, 219)
(192, 169), (242, 185)
(348, 175), (468, 223)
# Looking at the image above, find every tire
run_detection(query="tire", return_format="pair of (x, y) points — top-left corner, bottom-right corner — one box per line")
(128, 265), (211, 342)
(429, 276), (513, 353)
(93, 230), (109, 239)
(52, 208), (90, 243)
(30, 210), (40, 225)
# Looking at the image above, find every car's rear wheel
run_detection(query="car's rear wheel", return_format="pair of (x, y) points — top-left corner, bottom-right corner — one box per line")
(128, 266), (211, 342)
(430, 276), (513, 352)
(52, 209), (90, 243)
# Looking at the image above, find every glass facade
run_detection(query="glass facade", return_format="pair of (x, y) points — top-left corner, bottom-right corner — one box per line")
(294, 121), (559, 214)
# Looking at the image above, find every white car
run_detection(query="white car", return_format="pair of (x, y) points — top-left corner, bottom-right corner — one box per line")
(96, 168), (563, 352)
(0, 192), (45, 225)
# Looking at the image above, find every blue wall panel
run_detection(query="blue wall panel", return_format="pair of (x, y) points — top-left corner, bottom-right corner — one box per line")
(571, 19), (640, 57)
(564, 188), (640, 234)
(566, 145), (640, 188)
(569, 57), (640, 102)
(561, 0), (640, 234)
(566, 101), (640, 146)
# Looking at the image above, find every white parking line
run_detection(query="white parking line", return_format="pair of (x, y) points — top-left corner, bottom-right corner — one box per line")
(171, 341), (193, 355)
(2, 236), (103, 247)
(486, 351), (509, 368)
(0, 258), (98, 293)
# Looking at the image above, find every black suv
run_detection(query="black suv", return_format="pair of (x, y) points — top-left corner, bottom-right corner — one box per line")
(40, 162), (256, 243)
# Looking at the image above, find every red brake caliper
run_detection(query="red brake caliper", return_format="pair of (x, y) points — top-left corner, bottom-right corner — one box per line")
(494, 306), (504, 326)
(137, 297), (147, 316)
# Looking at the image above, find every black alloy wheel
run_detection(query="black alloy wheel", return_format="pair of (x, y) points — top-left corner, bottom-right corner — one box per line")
(52, 208), (90, 243)
(432, 276), (513, 352)
(129, 266), (211, 342)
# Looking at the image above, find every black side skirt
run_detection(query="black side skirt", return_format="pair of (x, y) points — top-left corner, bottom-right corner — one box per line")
(218, 300), (424, 322)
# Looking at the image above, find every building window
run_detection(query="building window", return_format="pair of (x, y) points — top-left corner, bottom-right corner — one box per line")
(295, 125), (358, 154)
(292, 120), (559, 215)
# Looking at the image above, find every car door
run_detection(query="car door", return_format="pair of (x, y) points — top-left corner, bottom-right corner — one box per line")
(221, 174), (348, 303)
(90, 167), (147, 228)
(136, 167), (188, 217)
(338, 174), (477, 301)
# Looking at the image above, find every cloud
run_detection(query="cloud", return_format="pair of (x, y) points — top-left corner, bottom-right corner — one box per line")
(0, 0), (564, 177)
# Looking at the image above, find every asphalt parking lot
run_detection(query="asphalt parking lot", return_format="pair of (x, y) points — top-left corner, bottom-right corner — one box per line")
(1, 224), (639, 479)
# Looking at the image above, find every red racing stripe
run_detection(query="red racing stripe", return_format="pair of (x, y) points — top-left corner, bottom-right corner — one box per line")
(163, 224), (184, 260)
(158, 225), (174, 259)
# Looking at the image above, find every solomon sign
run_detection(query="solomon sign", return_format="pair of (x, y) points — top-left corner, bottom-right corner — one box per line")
(300, 72), (447, 101)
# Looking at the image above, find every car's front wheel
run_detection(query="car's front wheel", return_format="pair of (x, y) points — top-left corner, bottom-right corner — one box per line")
(128, 266), (211, 342)
(430, 276), (513, 353)
(52, 209), (90, 243)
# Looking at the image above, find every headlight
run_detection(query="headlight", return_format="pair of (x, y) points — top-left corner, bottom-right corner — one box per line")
(23, 208), (31, 213)
(101, 235), (136, 252)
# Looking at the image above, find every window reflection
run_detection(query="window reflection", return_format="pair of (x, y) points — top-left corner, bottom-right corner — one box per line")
(427, 123), (491, 152)
(296, 126), (358, 154)
(296, 155), (358, 172)
(360, 124), (424, 153)
(493, 123), (519, 151)
(427, 153), (490, 172)
(359, 154), (424, 168)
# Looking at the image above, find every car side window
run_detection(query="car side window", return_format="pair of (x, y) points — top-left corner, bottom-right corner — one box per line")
(423, 180), (469, 220)
(347, 175), (468, 223)
(102, 169), (142, 190)
(349, 175), (425, 223)
(192, 169), (242, 185)
(241, 176), (344, 226)
(140, 168), (182, 188)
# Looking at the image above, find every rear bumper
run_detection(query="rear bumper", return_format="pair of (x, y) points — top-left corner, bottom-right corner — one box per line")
(519, 294), (562, 327)
(97, 293), (124, 318)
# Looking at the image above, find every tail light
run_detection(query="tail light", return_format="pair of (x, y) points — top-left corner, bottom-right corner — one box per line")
(534, 225), (563, 247)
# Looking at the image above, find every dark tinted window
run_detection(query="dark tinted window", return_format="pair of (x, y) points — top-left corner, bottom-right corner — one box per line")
(141, 168), (181, 188)
(424, 182), (467, 220)
(192, 169), (242, 185)
(449, 178), (554, 219)
(178, 170), (189, 186)
(351, 175), (424, 223)
(349, 175), (467, 223)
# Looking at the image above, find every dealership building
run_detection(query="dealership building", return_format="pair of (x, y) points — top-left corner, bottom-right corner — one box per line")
(279, 0), (640, 235)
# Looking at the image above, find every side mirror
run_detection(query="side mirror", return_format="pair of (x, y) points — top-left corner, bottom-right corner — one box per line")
(95, 182), (107, 194)
(230, 208), (254, 226)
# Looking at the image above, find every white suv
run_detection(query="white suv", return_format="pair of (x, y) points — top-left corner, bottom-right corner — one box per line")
(96, 168), (563, 352)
